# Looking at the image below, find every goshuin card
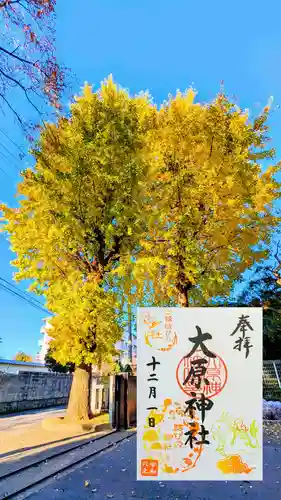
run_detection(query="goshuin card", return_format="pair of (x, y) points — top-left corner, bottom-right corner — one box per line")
(137, 307), (262, 481)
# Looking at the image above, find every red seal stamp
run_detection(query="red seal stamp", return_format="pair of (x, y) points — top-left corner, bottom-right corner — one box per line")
(140, 459), (159, 477)
(176, 349), (228, 399)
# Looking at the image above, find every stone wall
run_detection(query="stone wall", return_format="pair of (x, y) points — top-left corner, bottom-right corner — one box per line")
(0, 370), (72, 414)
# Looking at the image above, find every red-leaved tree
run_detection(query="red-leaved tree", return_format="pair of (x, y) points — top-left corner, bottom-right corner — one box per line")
(0, 0), (67, 129)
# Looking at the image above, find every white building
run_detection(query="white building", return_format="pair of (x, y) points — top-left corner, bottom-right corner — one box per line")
(36, 316), (137, 372)
(116, 333), (137, 368)
(36, 317), (53, 363)
(0, 359), (48, 374)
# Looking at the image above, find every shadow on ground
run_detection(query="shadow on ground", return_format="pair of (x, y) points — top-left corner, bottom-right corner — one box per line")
(0, 430), (96, 460)
(0, 429), (112, 478)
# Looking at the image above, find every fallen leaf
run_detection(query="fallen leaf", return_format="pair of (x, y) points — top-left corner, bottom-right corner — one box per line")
(84, 480), (90, 487)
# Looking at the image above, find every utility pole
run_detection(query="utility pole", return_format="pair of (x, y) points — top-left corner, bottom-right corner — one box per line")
(127, 265), (133, 366)
(128, 295), (133, 365)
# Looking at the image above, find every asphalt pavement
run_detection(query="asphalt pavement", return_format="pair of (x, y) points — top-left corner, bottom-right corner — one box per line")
(25, 435), (281, 500)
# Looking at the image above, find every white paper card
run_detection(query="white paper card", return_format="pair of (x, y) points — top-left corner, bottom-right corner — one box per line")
(137, 307), (262, 481)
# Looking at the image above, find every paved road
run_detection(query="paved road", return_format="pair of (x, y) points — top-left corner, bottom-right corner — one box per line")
(0, 407), (66, 432)
(27, 435), (281, 500)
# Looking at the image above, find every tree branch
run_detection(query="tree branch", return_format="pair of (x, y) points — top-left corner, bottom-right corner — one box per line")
(0, 46), (38, 67)
(0, 92), (23, 125)
(53, 261), (68, 279)
(200, 245), (227, 277)
(272, 241), (281, 281)
(0, 68), (42, 116)
(0, 0), (21, 7)
(106, 234), (122, 265)
(209, 135), (214, 159)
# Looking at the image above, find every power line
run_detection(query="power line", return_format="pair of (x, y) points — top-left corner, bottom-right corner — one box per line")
(0, 280), (50, 315)
(0, 155), (14, 179)
(0, 129), (24, 180)
(0, 282), (50, 314)
(0, 149), (20, 173)
(0, 139), (23, 166)
(0, 134), (49, 315)
(0, 163), (10, 178)
(0, 276), (45, 307)
(0, 126), (25, 156)
(0, 276), (48, 309)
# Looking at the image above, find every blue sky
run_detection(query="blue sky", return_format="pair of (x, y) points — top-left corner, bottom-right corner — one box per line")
(0, 0), (281, 359)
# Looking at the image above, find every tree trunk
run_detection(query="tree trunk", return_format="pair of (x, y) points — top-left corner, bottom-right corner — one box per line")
(177, 285), (189, 307)
(178, 291), (189, 307)
(65, 364), (92, 421)
(176, 267), (191, 307)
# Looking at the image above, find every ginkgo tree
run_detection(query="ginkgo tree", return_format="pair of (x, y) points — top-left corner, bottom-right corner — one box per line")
(14, 351), (32, 362)
(1, 78), (280, 422)
(129, 90), (281, 307)
(0, 76), (157, 421)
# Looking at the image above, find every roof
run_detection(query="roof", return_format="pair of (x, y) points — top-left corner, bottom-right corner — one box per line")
(0, 358), (46, 367)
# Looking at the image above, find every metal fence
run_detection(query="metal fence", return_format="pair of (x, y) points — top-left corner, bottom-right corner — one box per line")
(263, 360), (281, 401)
